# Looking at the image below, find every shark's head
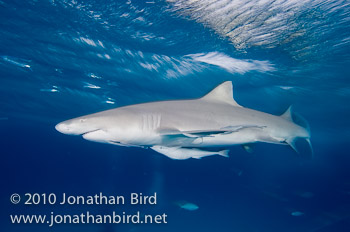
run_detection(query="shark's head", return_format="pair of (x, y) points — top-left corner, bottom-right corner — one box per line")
(55, 111), (138, 144)
(55, 116), (102, 136)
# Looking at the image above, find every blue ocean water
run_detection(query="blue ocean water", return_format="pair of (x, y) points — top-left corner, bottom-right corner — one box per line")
(1, 0), (350, 231)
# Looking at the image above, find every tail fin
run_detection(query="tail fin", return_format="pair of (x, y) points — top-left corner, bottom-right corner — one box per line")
(287, 137), (313, 157)
(286, 138), (298, 153)
(305, 138), (314, 157)
(293, 112), (311, 133)
(282, 106), (313, 157)
(219, 149), (230, 158)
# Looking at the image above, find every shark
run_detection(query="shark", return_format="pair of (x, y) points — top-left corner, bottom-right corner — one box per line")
(55, 81), (312, 160)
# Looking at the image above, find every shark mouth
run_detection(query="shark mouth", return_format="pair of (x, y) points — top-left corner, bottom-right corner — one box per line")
(82, 129), (101, 136)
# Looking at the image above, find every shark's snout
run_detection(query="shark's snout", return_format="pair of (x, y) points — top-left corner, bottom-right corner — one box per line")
(55, 119), (102, 136)
(55, 122), (71, 134)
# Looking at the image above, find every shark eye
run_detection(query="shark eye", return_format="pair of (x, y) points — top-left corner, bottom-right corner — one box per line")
(80, 119), (86, 123)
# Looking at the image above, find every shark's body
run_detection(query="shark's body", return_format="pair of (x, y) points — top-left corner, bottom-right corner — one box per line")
(56, 81), (311, 159)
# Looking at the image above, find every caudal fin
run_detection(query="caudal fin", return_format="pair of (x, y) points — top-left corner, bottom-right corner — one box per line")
(305, 138), (314, 157)
(287, 138), (313, 157)
(219, 149), (230, 158)
(282, 106), (313, 157)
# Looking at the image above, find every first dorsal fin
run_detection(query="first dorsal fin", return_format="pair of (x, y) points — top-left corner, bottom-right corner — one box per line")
(201, 81), (241, 107)
(281, 106), (293, 121)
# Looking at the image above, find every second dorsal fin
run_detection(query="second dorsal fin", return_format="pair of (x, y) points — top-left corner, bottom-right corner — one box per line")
(201, 81), (241, 107)
(281, 106), (293, 121)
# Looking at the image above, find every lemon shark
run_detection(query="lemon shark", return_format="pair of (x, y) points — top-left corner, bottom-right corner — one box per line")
(55, 81), (312, 159)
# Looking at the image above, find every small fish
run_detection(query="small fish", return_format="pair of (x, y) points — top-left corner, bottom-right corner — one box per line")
(2, 56), (31, 69)
(152, 146), (229, 160)
(83, 82), (101, 89)
(175, 201), (199, 211)
(291, 211), (304, 216)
